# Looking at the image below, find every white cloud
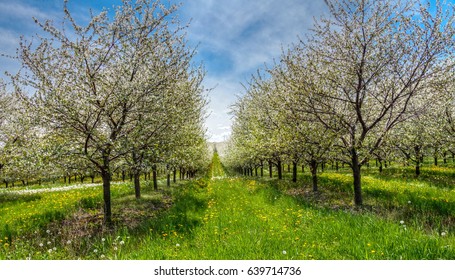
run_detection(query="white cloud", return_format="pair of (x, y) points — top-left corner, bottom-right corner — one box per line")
(181, 1), (328, 142)
(0, 0), (329, 143)
(0, 1), (49, 21)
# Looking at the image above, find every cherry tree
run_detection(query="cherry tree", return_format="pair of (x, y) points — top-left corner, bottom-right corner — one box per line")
(285, 0), (454, 205)
(13, 0), (203, 224)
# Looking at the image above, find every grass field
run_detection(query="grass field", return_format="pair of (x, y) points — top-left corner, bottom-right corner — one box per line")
(1, 154), (454, 259)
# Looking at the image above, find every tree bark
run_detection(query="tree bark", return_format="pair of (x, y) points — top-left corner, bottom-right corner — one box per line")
(277, 160), (282, 180)
(101, 169), (112, 225)
(414, 145), (421, 177)
(351, 148), (363, 206)
(268, 160), (273, 178)
(153, 165), (158, 190)
(310, 159), (318, 192)
(134, 171), (141, 199)
(292, 161), (297, 183)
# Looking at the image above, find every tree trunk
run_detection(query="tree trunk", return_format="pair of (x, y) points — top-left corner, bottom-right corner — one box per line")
(153, 165), (158, 190)
(292, 161), (297, 183)
(336, 161), (339, 172)
(378, 157), (383, 173)
(277, 160), (282, 180)
(132, 171), (140, 199)
(351, 148), (363, 206)
(260, 162), (264, 177)
(91, 175), (95, 183)
(416, 162), (420, 176)
(434, 155), (438, 166)
(167, 173), (171, 187)
(414, 145), (421, 177)
(268, 160), (273, 178)
(101, 169), (112, 225)
(173, 168), (176, 183)
(310, 159), (318, 192)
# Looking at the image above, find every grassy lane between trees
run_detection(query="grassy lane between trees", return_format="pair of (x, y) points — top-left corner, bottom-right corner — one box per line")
(1, 153), (454, 259)
(121, 153), (455, 260)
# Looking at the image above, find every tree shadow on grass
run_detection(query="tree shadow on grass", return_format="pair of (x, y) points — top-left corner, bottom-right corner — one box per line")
(0, 192), (42, 204)
(365, 167), (455, 190)
(265, 175), (455, 234)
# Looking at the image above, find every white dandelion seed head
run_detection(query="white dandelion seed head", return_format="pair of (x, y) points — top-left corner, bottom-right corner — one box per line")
(282, 250), (287, 255)
(441, 232), (447, 237)
(408, 201), (411, 204)
(46, 230), (50, 234)
(400, 220), (405, 225)
(66, 240), (72, 245)
(114, 247), (118, 251)
(93, 249), (98, 253)
(101, 238), (105, 242)
(47, 241), (51, 245)
(39, 243), (43, 247)
(53, 247), (57, 251)
(119, 240), (125, 245)
(47, 249), (52, 253)
(100, 254), (105, 259)
(176, 243), (180, 247)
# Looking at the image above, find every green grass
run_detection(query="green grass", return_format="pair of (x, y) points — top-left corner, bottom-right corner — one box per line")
(1, 155), (455, 259)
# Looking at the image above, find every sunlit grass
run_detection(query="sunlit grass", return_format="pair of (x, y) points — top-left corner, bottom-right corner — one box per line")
(1, 155), (455, 259)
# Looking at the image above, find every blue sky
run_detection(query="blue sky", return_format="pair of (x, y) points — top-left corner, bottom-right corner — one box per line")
(0, 0), (329, 142)
(4, 1), (446, 142)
